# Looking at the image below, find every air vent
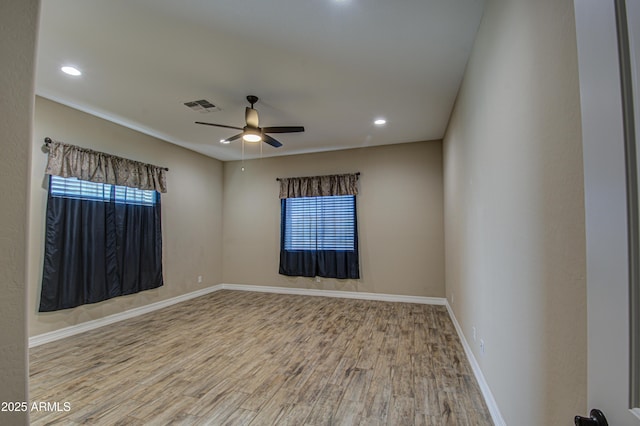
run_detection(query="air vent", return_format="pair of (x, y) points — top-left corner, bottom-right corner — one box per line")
(184, 99), (220, 113)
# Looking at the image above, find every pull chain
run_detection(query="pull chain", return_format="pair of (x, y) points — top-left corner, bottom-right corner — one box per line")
(241, 140), (245, 171)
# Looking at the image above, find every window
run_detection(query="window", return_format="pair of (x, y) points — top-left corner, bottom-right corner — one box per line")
(39, 175), (163, 312)
(283, 195), (356, 251)
(280, 195), (359, 279)
(50, 175), (156, 206)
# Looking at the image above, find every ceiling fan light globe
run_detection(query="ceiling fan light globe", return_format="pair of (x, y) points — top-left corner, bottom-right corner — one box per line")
(243, 133), (262, 142)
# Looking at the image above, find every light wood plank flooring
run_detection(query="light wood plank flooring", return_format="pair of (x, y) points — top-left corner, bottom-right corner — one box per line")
(29, 290), (492, 425)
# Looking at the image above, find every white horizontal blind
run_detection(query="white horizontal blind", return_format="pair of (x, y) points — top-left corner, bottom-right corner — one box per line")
(50, 175), (156, 206)
(113, 186), (156, 206)
(284, 195), (355, 251)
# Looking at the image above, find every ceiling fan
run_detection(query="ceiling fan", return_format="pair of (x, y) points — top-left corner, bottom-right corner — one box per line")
(195, 95), (304, 148)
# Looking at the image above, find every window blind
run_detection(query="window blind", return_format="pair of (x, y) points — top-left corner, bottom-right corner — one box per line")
(283, 195), (356, 251)
(50, 175), (156, 206)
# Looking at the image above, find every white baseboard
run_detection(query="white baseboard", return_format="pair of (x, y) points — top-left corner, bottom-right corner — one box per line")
(29, 284), (224, 347)
(220, 283), (447, 305)
(445, 300), (506, 426)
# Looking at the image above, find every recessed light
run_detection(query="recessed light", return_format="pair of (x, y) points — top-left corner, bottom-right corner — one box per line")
(374, 118), (387, 126)
(61, 66), (82, 76)
(220, 139), (230, 144)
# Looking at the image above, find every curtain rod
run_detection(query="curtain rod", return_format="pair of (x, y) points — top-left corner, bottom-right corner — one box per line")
(276, 172), (360, 182)
(44, 137), (169, 171)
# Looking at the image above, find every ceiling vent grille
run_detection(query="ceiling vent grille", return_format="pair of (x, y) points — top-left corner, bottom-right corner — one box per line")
(184, 99), (219, 113)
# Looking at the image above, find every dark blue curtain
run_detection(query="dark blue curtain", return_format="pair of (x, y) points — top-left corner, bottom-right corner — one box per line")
(279, 198), (359, 279)
(39, 180), (163, 312)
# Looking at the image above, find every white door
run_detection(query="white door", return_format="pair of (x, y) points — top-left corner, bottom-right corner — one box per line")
(575, 0), (640, 424)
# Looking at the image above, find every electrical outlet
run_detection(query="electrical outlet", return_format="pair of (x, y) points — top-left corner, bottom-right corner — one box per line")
(472, 326), (477, 341)
(315, 276), (321, 283)
(197, 275), (203, 283)
(480, 339), (485, 356)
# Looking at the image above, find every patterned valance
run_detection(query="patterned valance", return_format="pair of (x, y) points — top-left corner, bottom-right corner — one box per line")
(45, 141), (168, 193)
(278, 173), (359, 199)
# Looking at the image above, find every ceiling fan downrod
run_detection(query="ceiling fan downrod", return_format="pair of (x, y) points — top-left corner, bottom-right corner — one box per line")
(246, 95), (259, 109)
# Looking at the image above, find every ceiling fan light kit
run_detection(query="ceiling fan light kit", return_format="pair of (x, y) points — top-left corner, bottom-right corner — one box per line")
(242, 127), (262, 142)
(195, 95), (304, 148)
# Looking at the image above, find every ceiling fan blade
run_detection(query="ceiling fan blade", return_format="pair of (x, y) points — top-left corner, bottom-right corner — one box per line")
(262, 134), (283, 148)
(222, 133), (243, 142)
(195, 121), (243, 131)
(245, 107), (259, 128)
(262, 126), (305, 133)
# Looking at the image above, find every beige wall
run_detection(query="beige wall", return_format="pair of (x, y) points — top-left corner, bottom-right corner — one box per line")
(28, 97), (224, 336)
(27, 101), (444, 337)
(443, 0), (586, 424)
(0, 1), (39, 425)
(222, 141), (445, 297)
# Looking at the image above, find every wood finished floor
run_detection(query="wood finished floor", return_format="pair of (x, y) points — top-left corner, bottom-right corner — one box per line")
(29, 290), (492, 425)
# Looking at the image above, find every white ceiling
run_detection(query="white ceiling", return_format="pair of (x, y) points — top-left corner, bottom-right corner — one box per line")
(36, 0), (485, 161)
